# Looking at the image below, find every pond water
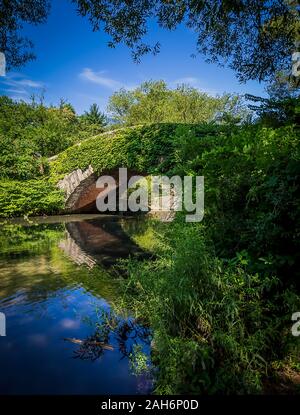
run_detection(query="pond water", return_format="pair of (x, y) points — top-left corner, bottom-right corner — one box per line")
(0, 215), (152, 395)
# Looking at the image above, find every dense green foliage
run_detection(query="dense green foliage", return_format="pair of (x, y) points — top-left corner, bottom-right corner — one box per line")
(172, 124), (300, 286)
(50, 123), (230, 179)
(0, 179), (64, 218)
(0, 103), (230, 218)
(51, 120), (300, 292)
(0, 120), (229, 218)
(0, 96), (109, 181)
(118, 123), (300, 394)
(108, 81), (250, 125)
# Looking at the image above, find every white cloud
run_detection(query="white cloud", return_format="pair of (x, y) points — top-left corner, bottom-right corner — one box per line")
(79, 68), (138, 91)
(16, 79), (44, 88)
(0, 73), (45, 98)
(5, 88), (27, 94)
(79, 68), (124, 90)
(2, 75), (44, 89)
(174, 76), (201, 86)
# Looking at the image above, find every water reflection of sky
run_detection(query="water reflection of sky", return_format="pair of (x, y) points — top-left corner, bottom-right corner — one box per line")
(0, 216), (152, 395)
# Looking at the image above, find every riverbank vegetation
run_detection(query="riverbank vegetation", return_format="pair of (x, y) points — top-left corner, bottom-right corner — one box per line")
(0, 79), (300, 394)
(117, 121), (300, 393)
(0, 96), (107, 217)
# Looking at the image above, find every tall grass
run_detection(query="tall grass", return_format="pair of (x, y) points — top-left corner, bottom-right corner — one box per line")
(119, 219), (299, 394)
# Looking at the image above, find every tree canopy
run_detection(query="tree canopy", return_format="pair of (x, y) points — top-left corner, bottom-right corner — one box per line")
(0, 0), (50, 69)
(247, 77), (300, 126)
(82, 103), (108, 128)
(1, 1), (299, 83)
(74, 0), (300, 83)
(107, 80), (250, 125)
(0, 96), (107, 180)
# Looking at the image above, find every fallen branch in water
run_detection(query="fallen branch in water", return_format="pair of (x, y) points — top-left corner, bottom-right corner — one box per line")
(63, 337), (114, 351)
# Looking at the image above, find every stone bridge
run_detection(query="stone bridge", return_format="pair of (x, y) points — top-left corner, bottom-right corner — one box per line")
(57, 166), (144, 214)
(57, 165), (175, 221)
(53, 124), (179, 220)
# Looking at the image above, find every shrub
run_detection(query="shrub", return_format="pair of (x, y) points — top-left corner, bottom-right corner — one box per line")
(0, 179), (64, 217)
(120, 222), (300, 394)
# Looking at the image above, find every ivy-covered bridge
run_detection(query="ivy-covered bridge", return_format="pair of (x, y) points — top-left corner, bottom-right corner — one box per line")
(0, 123), (226, 217)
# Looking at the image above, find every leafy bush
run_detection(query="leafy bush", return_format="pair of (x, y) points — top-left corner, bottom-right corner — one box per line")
(121, 222), (300, 394)
(0, 96), (109, 181)
(0, 179), (64, 217)
(114, 122), (300, 394)
(200, 125), (300, 285)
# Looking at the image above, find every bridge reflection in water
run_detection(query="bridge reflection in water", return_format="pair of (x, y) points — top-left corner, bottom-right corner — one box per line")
(58, 216), (150, 269)
(0, 214), (153, 394)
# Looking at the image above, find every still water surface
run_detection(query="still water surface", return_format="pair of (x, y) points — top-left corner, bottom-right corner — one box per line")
(0, 215), (152, 395)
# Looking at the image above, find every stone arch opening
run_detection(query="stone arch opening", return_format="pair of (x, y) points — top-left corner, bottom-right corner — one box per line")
(58, 166), (146, 214)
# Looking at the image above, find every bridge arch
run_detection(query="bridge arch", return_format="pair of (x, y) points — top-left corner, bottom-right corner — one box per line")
(57, 166), (145, 214)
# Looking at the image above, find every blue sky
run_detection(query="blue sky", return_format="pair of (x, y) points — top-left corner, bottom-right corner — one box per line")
(0, 0), (267, 114)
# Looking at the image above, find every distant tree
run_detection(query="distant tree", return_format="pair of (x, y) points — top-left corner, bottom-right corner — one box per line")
(107, 80), (250, 126)
(74, 0), (300, 83)
(82, 103), (108, 128)
(246, 76), (300, 126)
(126, 80), (169, 124)
(0, 0), (51, 69)
(107, 88), (135, 124)
(59, 99), (76, 115)
(168, 84), (209, 124)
